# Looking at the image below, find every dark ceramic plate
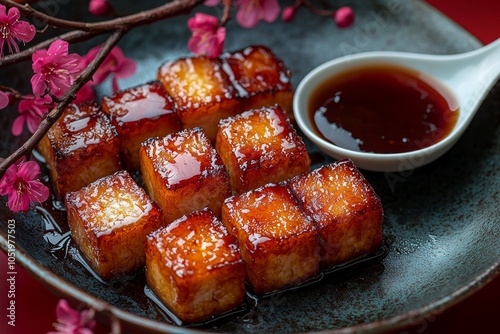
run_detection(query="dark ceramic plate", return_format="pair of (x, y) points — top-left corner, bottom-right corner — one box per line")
(1, 1), (499, 333)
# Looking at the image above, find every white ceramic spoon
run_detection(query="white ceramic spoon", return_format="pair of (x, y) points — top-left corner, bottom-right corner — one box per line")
(293, 38), (500, 172)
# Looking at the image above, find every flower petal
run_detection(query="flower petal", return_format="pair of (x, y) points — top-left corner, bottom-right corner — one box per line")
(47, 39), (69, 58)
(11, 114), (26, 136)
(188, 13), (219, 30)
(115, 58), (137, 80)
(7, 191), (30, 212)
(11, 20), (36, 43)
(74, 83), (96, 104)
(78, 329), (96, 334)
(1, 163), (18, 185)
(262, 0), (280, 23)
(28, 180), (50, 203)
(0, 176), (13, 196)
(236, 7), (259, 28)
(55, 300), (81, 326)
(0, 91), (9, 109)
(30, 73), (47, 96)
(31, 50), (48, 73)
(17, 160), (41, 180)
(7, 6), (20, 21)
(26, 113), (41, 134)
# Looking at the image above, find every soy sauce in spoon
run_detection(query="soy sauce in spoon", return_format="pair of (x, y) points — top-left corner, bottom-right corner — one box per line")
(309, 64), (459, 154)
(294, 38), (500, 172)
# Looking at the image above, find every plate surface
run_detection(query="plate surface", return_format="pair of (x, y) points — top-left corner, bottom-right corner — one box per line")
(1, 1), (499, 333)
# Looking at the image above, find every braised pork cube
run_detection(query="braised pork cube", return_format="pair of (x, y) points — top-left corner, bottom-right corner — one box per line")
(146, 208), (245, 323)
(158, 56), (239, 141)
(222, 45), (293, 117)
(140, 128), (231, 224)
(65, 170), (163, 280)
(288, 159), (384, 269)
(216, 105), (310, 195)
(222, 183), (319, 294)
(37, 102), (122, 198)
(101, 81), (182, 170)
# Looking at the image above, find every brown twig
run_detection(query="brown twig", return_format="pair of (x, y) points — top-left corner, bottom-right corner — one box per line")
(301, 0), (336, 16)
(0, 85), (23, 100)
(220, 0), (233, 26)
(0, 30), (125, 177)
(1, 0), (205, 32)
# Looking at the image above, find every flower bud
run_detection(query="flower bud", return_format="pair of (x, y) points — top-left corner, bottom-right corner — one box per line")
(282, 6), (297, 22)
(89, 0), (112, 16)
(334, 6), (355, 28)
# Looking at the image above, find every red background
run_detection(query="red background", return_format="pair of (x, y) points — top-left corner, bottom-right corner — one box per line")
(1, 0), (499, 333)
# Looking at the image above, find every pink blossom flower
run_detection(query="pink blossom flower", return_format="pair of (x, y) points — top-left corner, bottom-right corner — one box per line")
(89, 0), (112, 16)
(334, 6), (355, 28)
(0, 91), (9, 109)
(48, 300), (96, 334)
(0, 160), (49, 212)
(187, 13), (226, 58)
(31, 39), (85, 98)
(234, 0), (281, 28)
(11, 95), (53, 136)
(83, 45), (137, 92)
(0, 5), (36, 56)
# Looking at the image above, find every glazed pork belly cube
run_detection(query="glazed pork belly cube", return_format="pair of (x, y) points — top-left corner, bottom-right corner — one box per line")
(288, 159), (384, 269)
(146, 208), (245, 323)
(222, 45), (294, 117)
(101, 81), (182, 170)
(216, 105), (310, 195)
(140, 128), (232, 224)
(222, 183), (319, 294)
(37, 102), (122, 198)
(65, 170), (163, 280)
(158, 56), (239, 141)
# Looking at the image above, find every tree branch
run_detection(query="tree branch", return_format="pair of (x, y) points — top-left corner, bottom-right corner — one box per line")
(0, 30), (97, 67)
(1, 0), (205, 32)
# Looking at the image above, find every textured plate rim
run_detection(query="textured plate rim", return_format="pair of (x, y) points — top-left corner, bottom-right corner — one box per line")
(1, 1), (498, 333)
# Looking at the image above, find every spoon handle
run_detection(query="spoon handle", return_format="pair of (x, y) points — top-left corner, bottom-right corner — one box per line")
(452, 38), (500, 118)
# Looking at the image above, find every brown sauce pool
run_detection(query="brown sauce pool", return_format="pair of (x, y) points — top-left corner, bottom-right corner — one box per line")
(308, 64), (459, 154)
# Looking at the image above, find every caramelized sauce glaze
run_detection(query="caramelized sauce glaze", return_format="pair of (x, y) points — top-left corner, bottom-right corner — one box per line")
(143, 128), (226, 189)
(103, 81), (177, 126)
(221, 45), (292, 97)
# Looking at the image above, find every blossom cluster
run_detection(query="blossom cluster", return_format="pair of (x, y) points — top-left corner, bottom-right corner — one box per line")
(188, 0), (354, 58)
(0, 3), (137, 213)
(48, 300), (96, 334)
(10, 40), (136, 137)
